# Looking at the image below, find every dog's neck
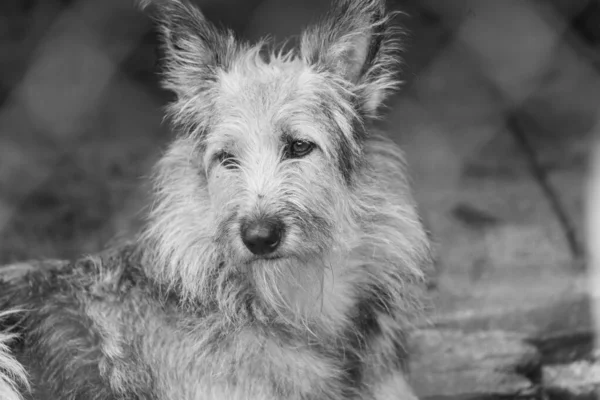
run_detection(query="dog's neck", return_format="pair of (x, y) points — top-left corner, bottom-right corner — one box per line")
(135, 239), (361, 339)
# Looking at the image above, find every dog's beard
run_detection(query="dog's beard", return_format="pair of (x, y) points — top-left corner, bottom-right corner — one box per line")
(250, 256), (328, 322)
(213, 245), (333, 330)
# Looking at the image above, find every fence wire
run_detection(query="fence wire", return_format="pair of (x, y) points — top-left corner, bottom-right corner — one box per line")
(0, 0), (599, 360)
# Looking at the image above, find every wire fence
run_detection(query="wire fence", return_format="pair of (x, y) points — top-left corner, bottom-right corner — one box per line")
(0, 0), (598, 363)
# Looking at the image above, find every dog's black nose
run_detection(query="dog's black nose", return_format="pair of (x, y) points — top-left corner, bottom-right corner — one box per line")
(241, 218), (283, 255)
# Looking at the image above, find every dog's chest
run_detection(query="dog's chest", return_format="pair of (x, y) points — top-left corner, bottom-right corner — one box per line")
(136, 312), (348, 400)
(115, 300), (356, 400)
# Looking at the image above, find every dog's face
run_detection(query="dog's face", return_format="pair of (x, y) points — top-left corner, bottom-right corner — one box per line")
(203, 65), (355, 321)
(142, 0), (403, 322)
(203, 59), (354, 264)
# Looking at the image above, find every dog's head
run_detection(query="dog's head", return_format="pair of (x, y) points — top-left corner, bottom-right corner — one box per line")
(140, 0), (409, 324)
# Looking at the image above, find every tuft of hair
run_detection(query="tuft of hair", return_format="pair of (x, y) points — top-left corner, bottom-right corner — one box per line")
(135, 0), (151, 10)
(0, 312), (28, 400)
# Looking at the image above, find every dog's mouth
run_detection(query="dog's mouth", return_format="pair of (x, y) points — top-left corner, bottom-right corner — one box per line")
(249, 254), (283, 263)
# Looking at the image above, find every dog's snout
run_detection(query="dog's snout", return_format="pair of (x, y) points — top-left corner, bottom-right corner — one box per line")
(241, 218), (283, 255)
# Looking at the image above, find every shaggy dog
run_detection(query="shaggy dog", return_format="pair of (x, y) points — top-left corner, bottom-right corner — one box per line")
(0, 0), (432, 398)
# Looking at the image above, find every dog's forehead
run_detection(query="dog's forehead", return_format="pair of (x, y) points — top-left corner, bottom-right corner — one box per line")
(205, 53), (354, 153)
(217, 58), (312, 109)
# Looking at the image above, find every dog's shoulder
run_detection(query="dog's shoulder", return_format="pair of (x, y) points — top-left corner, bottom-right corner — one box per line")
(0, 243), (156, 399)
(0, 242), (145, 310)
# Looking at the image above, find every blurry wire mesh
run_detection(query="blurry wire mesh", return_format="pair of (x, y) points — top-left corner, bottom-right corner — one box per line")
(411, 0), (600, 359)
(419, 0), (600, 352)
(0, 0), (599, 355)
(0, 0), (165, 262)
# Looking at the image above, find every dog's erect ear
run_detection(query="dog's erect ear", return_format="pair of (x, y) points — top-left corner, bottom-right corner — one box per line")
(300, 0), (402, 116)
(138, 0), (237, 96)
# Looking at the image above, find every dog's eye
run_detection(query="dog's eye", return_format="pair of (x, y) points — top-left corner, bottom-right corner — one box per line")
(216, 151), (238, 169)
(287, 140), (315, 158)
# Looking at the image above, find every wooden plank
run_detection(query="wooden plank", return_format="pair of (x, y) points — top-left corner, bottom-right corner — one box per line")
(544, 361), (600, 400)
(409, 329), (541, 400)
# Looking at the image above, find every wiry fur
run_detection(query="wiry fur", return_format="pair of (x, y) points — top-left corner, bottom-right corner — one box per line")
(0, 312), (28, 400)
(0, 0), (432, 399)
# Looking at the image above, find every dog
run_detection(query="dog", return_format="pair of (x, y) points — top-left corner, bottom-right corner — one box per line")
(0, 0), (433, 398)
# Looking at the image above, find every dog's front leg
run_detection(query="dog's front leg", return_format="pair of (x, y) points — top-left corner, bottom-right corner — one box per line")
(372, 371), (419, 400)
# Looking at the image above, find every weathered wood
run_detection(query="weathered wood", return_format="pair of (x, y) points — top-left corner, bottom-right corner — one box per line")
(544, 360), (600, 400)
(409, 329), (541, 400)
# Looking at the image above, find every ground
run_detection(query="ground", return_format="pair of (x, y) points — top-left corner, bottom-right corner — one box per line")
(0, 0), (598, 398)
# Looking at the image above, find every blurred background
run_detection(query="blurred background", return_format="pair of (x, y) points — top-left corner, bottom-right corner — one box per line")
(0, 0), (599, 396)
